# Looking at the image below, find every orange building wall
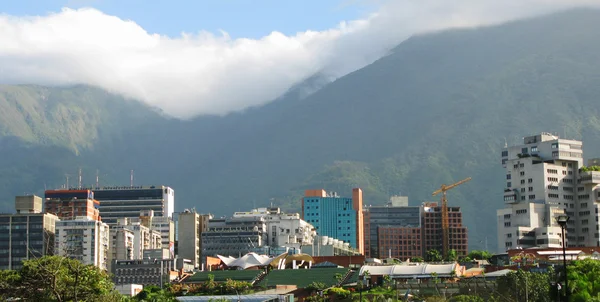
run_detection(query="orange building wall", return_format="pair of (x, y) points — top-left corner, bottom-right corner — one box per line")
(352, 188), (364, 255)
(304, 189), (327, 197)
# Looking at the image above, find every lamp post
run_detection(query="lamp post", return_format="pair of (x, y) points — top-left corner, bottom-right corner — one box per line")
(556, 214), (570, 301)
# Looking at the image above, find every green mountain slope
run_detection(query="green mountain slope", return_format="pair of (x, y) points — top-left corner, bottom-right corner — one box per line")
(2, 9), (600, 252)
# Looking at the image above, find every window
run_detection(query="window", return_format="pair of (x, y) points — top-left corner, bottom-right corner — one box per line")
(506, 174), (512, 180)
(521, 188), (525, 193)
(521, 180), (525, 184)
(520, 171), (525, 176)
(516, 209), (527, 214)
(528, 187), (533, 191)
(507, 182), (512, 188)
(529, 195), (536, 200)
(551, 143), (558, 149)
(520, 163), (525, 168)
(502, 150), (508, 157)
(531, 146), (538, 152)
(547, 169), (558, 174)
(528, 178), (533, 183)
(522, 147), (528, 154)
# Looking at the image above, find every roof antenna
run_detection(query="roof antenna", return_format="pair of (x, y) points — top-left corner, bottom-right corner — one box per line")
(78, 168), (82, 189)
(503, 137), (508, 148)
(130, 170), (134, 187)
(65, 174), (70, 189)
(96, 170), (99, 188)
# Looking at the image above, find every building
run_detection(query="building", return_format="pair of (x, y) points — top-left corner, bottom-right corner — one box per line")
(302, 188), (365, 254)
(44, 189), (100, 221)
(177, 210), (211, 268)
(112, 248), (194, 286)
(497, 133), (585, 253)
(233, 207), (316, 249)
(0, 195), (59, 270)
(108, 218), (161, 270)
(55, 216), (110, 270)
(363, 197), (421, 259)
(94, 186), (175, 224)
(201, 216), (267, 259)
(300, 235), (361, 257)
(421, 202), (468, 258)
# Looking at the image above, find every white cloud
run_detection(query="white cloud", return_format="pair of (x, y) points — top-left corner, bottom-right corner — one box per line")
(0, 0), (597, 118)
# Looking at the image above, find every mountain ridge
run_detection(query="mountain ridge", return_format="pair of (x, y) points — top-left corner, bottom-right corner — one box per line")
(3, 9), (600, 251)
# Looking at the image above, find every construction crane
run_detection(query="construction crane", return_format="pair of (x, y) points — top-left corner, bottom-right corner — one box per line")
(432, 177), (472, 258)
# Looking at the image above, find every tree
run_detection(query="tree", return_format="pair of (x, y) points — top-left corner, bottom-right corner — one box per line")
(6, 255), (116, 302)
(568, 258), (600, 302)
(446, 249), (458, 262)
(467, 250), (492, 260)
(410, 256), (424, 262)
(449, 295), (485, 302)
(426, 249), (443, 262)
(496, 269), (552, 302)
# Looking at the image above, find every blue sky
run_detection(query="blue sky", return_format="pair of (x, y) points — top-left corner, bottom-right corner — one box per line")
(1, 0), (378, 38)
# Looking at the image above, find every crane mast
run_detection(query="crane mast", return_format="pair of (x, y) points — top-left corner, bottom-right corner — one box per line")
(432, 177), (471, 258)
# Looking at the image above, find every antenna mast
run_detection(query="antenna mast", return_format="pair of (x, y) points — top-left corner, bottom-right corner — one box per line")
(96, 170), (99, 188)
(130, 170), (134, 187)
(78, 168), (82, 189)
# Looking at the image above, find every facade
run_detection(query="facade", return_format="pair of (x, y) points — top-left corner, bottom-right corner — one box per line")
(201, 216), (266, 259)
(44, 189), (101, 221)
(497, 133), (586, 252)
(233, 207), (316, 248)
(300, 235), (361, 256)
(177, 210), (211, 268)
(128, 210), (175, 255)
(302, 188), (365, 254)
(94, 186), (175, 224)
(108, 218), (162, 270)
(112, 258), (177, 287)
(363, 197), (421, 259)
(55, 216), (110, 270)
(421, 202), (468, 258)
(0, 195), (59, 270)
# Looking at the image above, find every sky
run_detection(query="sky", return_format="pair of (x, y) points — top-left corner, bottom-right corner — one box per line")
(0, 0), (599, 118)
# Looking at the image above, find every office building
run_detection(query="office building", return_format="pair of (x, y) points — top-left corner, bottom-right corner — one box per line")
(44, 189), (100, 221)
(55, 216), (110, 270)
(201, 216), (266, 259)
(94, 187), (175, 253)
(497, 133), (585, 252)
(302, 188), (365, 254)
(363, 197), (422, 259)
(94, 186), (174, 224)
(421, 202), (468, 258)
(177, 210), (211, 268)
(0, 195), (59, 270)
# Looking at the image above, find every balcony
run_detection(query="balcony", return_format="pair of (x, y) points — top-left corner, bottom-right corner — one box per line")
(579, 171), (600, 185)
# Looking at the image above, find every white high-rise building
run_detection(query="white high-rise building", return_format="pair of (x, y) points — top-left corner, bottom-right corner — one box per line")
(497, 133), (586, 253)
(55, 216), (110, 270)
(177, 210), (211, 268)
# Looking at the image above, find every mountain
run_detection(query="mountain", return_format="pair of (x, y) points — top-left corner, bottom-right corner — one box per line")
(3, 9), (600, 251)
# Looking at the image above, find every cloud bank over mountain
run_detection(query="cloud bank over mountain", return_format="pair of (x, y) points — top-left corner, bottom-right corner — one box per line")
(0, 0), (597, 118)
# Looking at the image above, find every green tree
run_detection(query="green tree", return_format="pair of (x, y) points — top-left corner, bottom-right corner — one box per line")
(410, 256), (424, 262)
(496, 269), (552, 302)
(449, 295), (485, 302)
(467, 250), (492, 260)
(446, 249), (458, 262)
(426, 249), (443, 262)
(15, 255), (116, 302)
(568, 258), (600, 302)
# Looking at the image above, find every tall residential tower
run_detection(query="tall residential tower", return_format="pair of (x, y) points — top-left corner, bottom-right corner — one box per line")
(497, 133), (585, 253)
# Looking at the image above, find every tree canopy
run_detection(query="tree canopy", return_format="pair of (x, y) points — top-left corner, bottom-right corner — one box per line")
(0, 255), (117, 302)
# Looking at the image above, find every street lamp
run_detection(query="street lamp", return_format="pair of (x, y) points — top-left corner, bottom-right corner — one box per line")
(556, 214), (570, 301)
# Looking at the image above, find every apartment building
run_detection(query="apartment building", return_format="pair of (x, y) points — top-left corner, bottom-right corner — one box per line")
(177, 210), (211, 268)
(44, 189), (100, 221)
(497, 133), (585, 252)
(55, 216), (110, 270)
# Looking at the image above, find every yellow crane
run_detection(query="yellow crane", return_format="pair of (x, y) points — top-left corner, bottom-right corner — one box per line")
(432, 177), (472, 258)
